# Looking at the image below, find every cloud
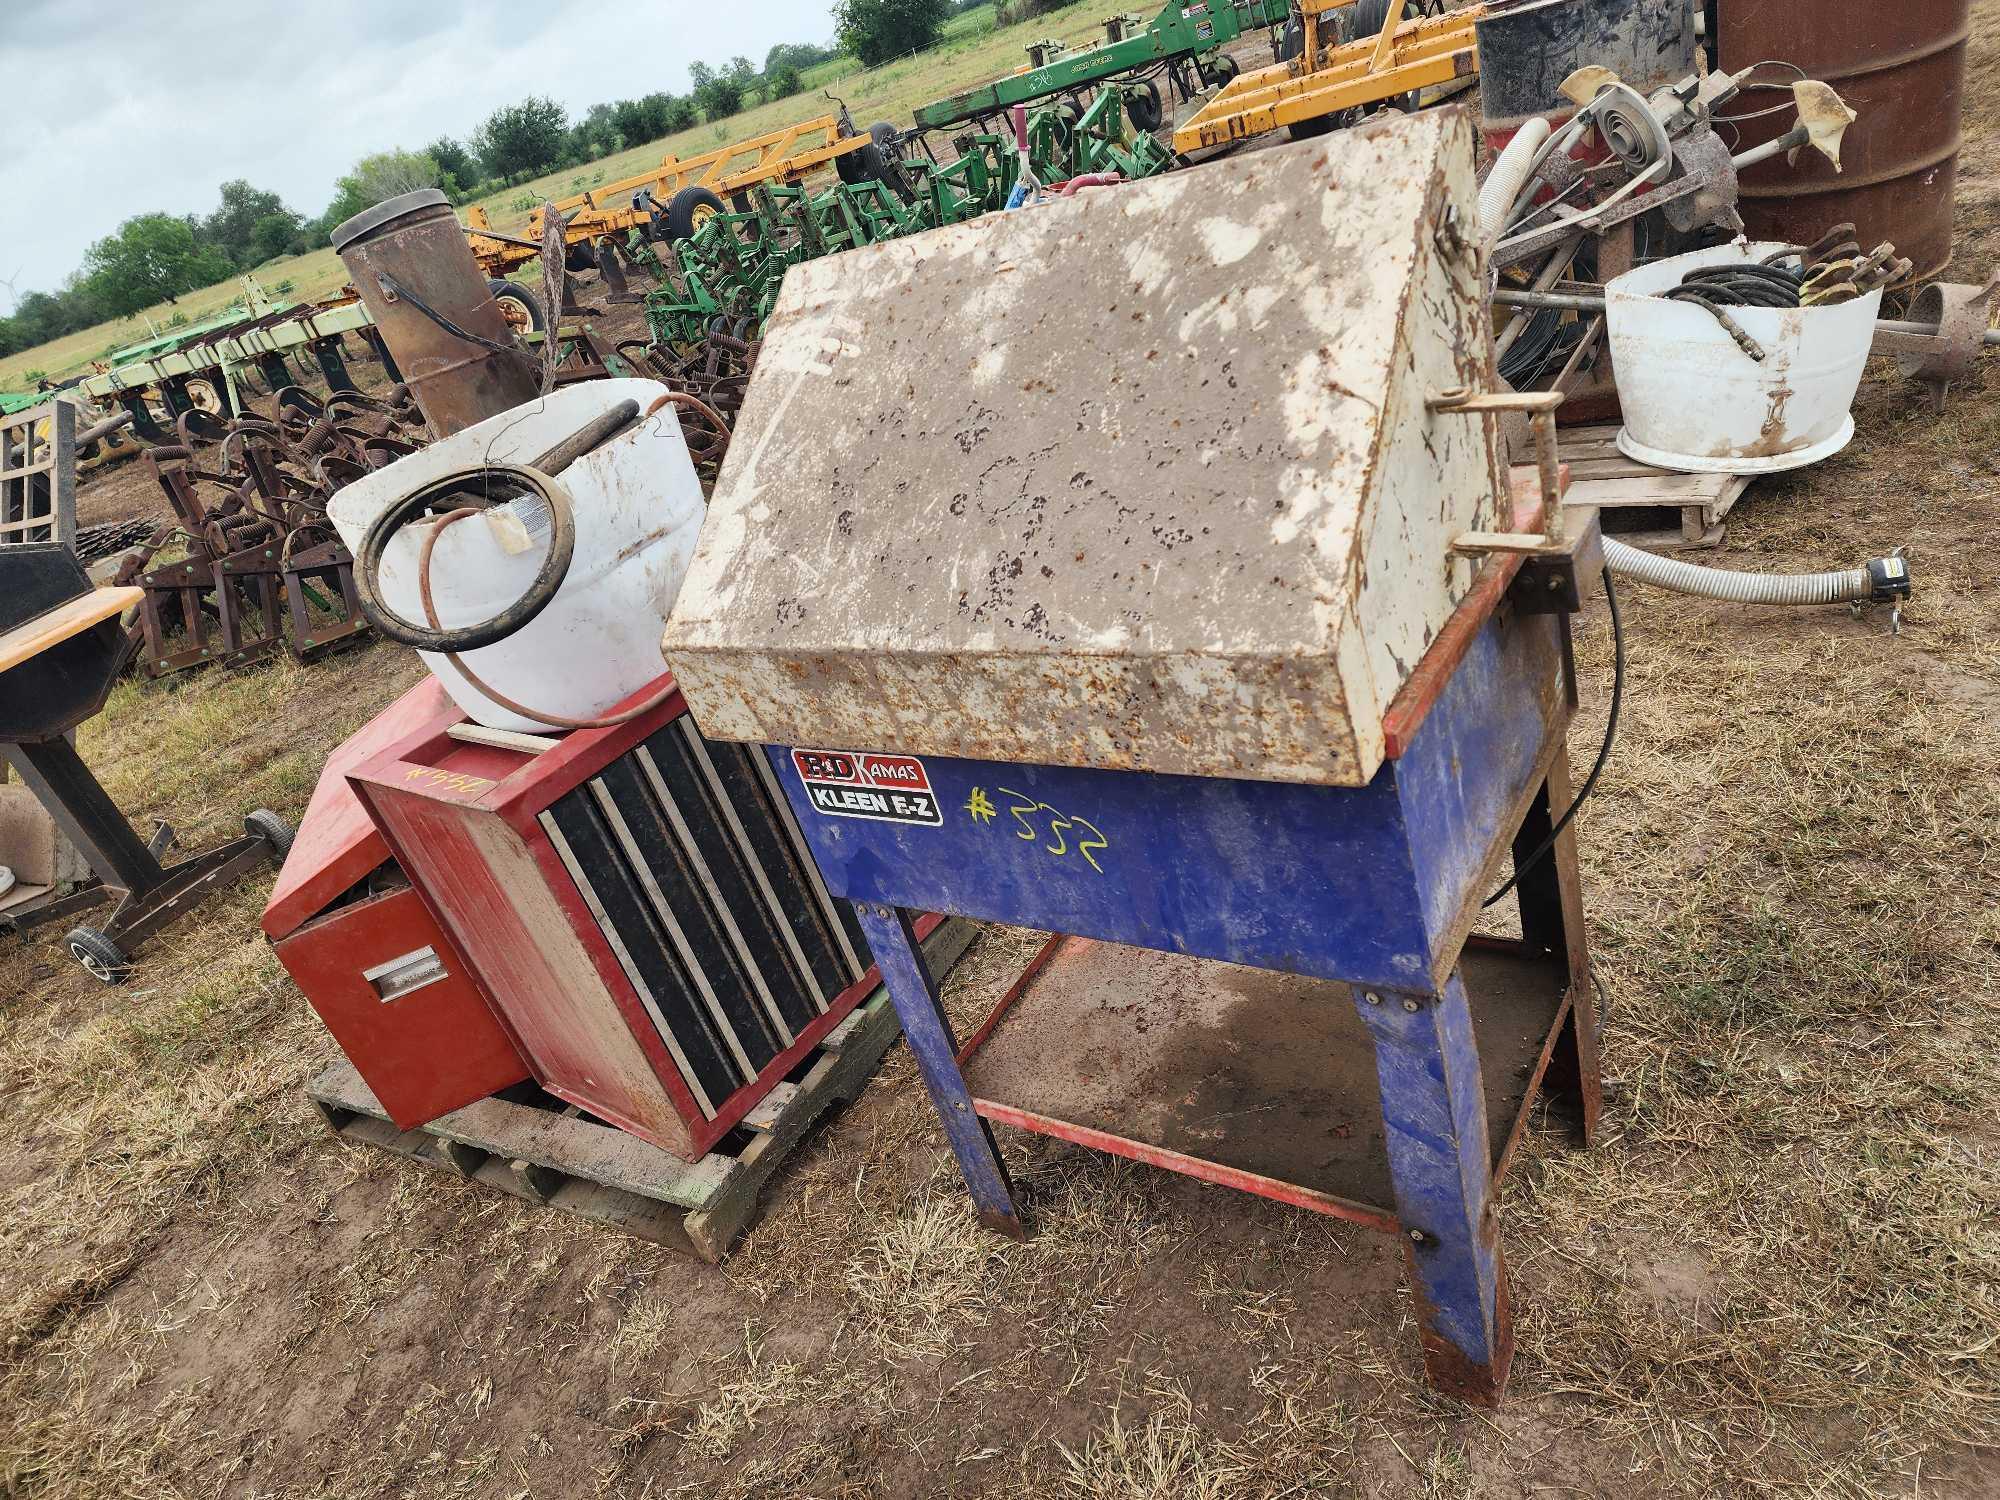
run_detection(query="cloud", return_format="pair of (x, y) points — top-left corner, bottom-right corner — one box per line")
(0, 0), (836, 306)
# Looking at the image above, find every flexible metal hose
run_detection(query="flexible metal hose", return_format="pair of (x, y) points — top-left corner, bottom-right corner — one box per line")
(1603, 538), (1872, 605)
(1480, 117), (1550, 240)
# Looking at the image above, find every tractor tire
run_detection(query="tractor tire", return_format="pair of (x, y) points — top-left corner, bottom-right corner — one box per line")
(487, 279), (545, 333)
(1200, 53), (1241, 91)
(842, 122), (912, 200)
(1125, 78), (1164, 132)
(664, 184), (726, 241)
(66, 926), (130, 986)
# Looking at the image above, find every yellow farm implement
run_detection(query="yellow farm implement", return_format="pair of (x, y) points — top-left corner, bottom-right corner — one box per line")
(1173, 0), (1485, 153)
(465, 111), (887, 283)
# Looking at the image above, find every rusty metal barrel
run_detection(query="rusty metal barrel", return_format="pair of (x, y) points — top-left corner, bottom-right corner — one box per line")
(1717, 0), (1969, 281)
(1476, 0), (1698, 145)
(330, 189), (539, 437)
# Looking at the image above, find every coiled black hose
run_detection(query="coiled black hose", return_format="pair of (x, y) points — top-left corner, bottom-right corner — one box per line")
(1664, 262), (1805, 361)
(1676, 263), (1802, 308)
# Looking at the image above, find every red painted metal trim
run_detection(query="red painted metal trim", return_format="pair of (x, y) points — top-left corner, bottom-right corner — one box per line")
(696, 911), (948, 1149)
(973, 1097), (1403, 1235)
(954, 932), (1071, 1066)
(1382, 464), (1567, 760)
(488, 675), (690, 837)
(516, 818), (716, 1137)
(358, 673), (687, 831)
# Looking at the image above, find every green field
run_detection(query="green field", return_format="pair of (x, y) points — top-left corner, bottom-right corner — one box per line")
(0, 2), (1152, 392)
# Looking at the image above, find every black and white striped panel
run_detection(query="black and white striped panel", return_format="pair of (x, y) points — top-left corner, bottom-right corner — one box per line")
(539, 718), (870, 1119)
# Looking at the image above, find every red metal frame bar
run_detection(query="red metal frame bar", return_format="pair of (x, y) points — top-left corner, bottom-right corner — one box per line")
(954, 929), (1581, 1237)
(953, 932), (1070, 1065)
(970, 1098), (1403, 1235)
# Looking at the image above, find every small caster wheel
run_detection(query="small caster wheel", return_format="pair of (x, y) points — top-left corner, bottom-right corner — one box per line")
(66, 926), (130, 986)
(244, 808), (294, 862)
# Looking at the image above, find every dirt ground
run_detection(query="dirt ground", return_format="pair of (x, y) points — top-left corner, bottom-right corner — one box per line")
(5, 18), (2000, 1500)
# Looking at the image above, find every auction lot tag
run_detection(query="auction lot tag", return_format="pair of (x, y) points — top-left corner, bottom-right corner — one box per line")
(793, 749), (943, 827)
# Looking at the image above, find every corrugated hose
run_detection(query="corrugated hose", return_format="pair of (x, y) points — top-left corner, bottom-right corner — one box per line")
(1603, 538), (1877, 605)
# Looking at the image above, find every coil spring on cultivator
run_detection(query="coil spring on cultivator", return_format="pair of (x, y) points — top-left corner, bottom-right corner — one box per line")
(116, 385), (432, 677)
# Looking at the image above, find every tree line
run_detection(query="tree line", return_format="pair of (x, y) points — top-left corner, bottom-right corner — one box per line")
(0, 36), (848, 363)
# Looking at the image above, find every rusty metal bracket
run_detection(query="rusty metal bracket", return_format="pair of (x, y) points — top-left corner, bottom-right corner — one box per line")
(1871, 272), (2000, 414)
(1431, 389), (1565, 544)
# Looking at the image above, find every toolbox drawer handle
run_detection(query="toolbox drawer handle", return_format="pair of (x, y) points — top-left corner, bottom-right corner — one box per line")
(361, 947), (448, 1003)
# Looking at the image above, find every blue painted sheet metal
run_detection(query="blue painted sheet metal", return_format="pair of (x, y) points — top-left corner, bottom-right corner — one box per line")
(1353, 972), (1510, 1390)
(764, 612), (1563, 993)
(771, 740), (1435, 989)
(1395, 609), (1568, 957)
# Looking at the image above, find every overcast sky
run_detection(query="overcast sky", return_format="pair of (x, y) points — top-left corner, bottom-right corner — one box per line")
(0, 0), (836, 309)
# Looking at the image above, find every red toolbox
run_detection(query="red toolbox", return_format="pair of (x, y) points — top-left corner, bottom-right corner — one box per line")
(261, 680), (529, 1129)
(347, 677), (896, 1161)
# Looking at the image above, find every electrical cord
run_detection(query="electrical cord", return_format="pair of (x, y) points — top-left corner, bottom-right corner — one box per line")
(373, 271), (523, 356)
(1483, 569), (1624, 909)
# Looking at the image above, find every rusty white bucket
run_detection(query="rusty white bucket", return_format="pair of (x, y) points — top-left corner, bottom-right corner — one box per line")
(1608, 242), (1881, 474)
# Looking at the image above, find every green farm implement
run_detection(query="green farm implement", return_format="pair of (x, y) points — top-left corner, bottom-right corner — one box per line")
(642, 86), (1174, 354)
(914, 0), (1289, 134)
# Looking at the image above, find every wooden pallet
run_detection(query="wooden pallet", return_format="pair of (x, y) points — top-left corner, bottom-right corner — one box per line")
(309, 917), (976, 1261)
(1560, 424), (1751, 549)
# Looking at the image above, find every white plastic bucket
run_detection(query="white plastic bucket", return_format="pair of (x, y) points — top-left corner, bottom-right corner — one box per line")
(329, 379), (704, 731)
(1606, 242), (1882, 474)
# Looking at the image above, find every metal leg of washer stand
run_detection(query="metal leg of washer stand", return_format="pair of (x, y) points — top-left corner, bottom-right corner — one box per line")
(855, 902), (1027, 1240)
(1511, 746), (1603, 1146)
(1355, 972), (1513, 1405)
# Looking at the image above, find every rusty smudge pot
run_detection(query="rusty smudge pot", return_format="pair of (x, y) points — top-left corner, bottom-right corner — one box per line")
(331, 189), (541, 437)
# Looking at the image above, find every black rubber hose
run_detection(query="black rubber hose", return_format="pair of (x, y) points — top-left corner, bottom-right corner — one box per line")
(356, 464), (575, 653)
(353, 400), (639, 653)
(1484, 570), (1625, 910)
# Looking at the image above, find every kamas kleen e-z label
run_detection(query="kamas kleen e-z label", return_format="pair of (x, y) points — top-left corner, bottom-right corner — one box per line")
(793, 749), (943, 827)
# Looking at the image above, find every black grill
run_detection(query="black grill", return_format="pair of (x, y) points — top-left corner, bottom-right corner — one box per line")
(539, 719), (867, 1118)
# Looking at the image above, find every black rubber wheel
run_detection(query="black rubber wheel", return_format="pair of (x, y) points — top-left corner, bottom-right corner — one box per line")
(487, 278), (545, 333)
(1125, 78), (1164, 132)
(66, 926), (130, 986)
(1289, 111), (1341, 140)
(836, 136), (871, 184)
(664, 185), (726, 241)
(1201, 53), (1240, 91)
(244, 808), (294, 862)
(870, 120), (915, 198)
(1278, 17), (1305, 61)
(841, 122), (912, 200)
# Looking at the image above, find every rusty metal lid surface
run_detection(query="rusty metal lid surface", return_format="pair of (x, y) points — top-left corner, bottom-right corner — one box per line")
(664, 109), (1501, 786)
(330, 188), (454, 252)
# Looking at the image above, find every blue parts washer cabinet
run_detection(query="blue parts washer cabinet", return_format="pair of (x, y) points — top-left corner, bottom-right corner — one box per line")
(662, 110), (1608, 1403)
